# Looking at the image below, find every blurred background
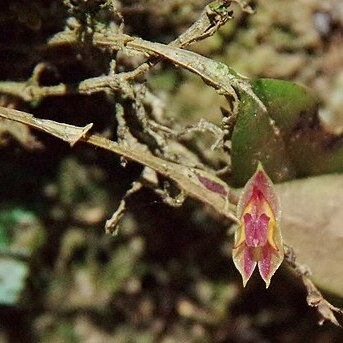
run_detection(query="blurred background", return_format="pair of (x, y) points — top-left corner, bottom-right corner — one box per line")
(0, 0), (342, 342)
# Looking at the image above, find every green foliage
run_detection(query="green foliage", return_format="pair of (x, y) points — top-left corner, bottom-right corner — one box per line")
(231, 79), (343, 186)
(230, 83), (295, 186)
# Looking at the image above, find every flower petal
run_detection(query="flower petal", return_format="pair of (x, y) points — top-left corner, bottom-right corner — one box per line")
(237, 162), (281, 225)
(258, 240), (284, 288)
(232, 244), (257, 287)
(233, 224), (246, 248)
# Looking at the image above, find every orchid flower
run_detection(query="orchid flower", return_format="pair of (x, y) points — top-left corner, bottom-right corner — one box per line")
(232, 162), (284, 288)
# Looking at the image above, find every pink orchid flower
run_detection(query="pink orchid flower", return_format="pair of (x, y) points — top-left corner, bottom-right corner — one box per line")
(232, 162), (284, 288)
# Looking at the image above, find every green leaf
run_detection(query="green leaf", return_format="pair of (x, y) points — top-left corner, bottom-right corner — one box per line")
(230, 88), (295, 187)
(231, 78), (343, 186)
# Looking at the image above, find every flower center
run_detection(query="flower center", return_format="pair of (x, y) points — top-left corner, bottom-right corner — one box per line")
(243, 212), (270, 247)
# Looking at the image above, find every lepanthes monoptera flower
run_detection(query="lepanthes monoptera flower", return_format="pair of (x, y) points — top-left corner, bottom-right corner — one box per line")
(232, 162), (284, 288)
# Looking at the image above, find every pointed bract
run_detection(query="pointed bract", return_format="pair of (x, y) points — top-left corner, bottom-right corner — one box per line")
(232, 162), (284, 288)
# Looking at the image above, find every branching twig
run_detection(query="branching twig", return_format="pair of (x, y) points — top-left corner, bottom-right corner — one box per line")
(0, 106), (238, 223)
(0, 1), (264, 115)
(50, 31), (265, 113)
(105, 180), (143, 235)
(284, 244), (343, 327)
